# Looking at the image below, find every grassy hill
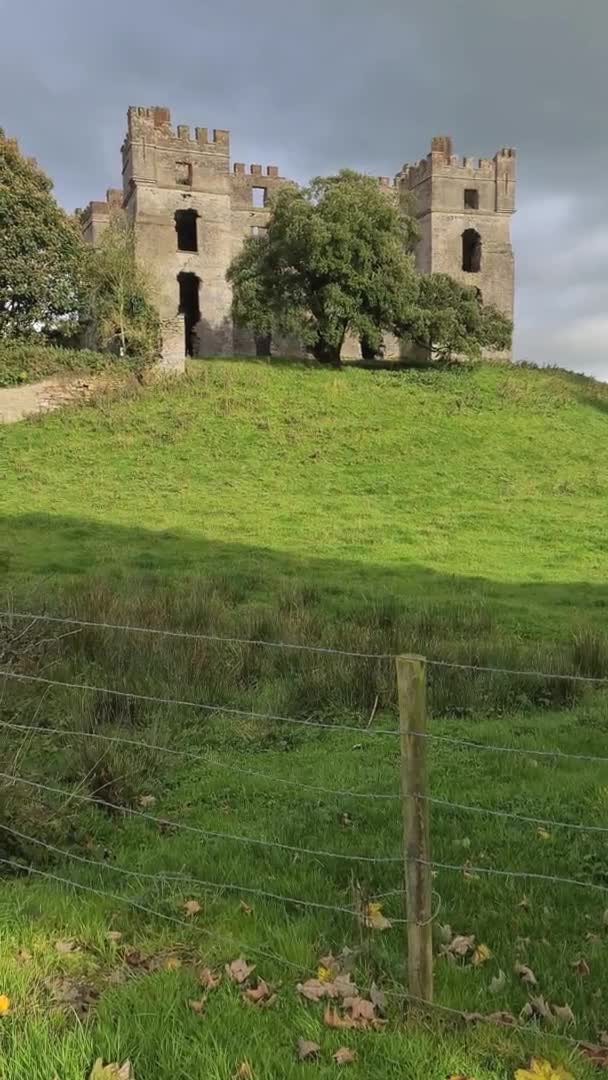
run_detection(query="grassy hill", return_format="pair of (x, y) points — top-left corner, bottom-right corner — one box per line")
(1, 358), (608, 1079)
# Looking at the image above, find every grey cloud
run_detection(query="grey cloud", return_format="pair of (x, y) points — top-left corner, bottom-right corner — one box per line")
(2, 0), (607, 376)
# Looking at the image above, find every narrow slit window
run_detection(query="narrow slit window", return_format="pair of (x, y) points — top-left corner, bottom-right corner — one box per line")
(464, 188), (479, 210)
(175, 209), (198, 252)
(252, 187), (266, 208)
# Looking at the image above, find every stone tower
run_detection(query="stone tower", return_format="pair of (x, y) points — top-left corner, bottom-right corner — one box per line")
(397, 136), (516, 341)
(81, 106), (288, 369)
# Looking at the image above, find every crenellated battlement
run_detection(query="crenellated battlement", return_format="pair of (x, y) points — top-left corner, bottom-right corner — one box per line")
(398, 136), (516, 189)
(233, 163), (281, 177)
(123, 106), (229, 152)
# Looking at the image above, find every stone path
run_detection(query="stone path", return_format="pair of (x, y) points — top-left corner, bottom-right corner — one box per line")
(0, 376), (94, 423)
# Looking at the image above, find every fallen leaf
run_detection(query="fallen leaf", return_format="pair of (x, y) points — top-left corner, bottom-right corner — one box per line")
(138, 794), (156, 807)
(0, 995), (10, 1016)
(317, 964), (333, 983)
(243, 979), (273, 1006)
(551, 1004), (575, 1026)
(490, 970), (506, 994)
(333, 974), (357, 999)
(537, 828), (551, 841)
(444, 935), (475, 959)
(44, 976), (99, 1018)
(198, 967), (221, 990)
(163, 955), (182, 971)
(106, 932), (122, 944)
(360, 902), (392, 931)
(324, 1005), (356, 1029)
(318, 953), (339, 974)
(487, 1011), (517, 1027)
(514, 1058), (573, 1080)
(226, 957), (255, 984)
(579, 1044), (608, 1069)
(239, 901), (253, 916)
(334, 1047), (356, 1065)
(447, 1075), (477, 1080)
(527, 996), (553, 1023)
(234, 1062), (254, 1079)
(189, 999), (205, 1015)
(183, 899), (202, 917)
(517, 896), (531, 911)
(297, 978), (332, 1002)
(571, 957), (590, 977)
(514, 963), (537, 986)
(297, 1040), (320, 1061)
(55, 939), (78, 955)
(88, 1060), (134, 1080)
(471, 944), (492, 967)
(438, 923), (453, 946)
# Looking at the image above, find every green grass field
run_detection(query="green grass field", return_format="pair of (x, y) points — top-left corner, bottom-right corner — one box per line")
(1, 357), (608, 1079)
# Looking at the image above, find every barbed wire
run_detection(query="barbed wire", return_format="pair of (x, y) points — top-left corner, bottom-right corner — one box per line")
(3, 608), (608, 683)
(418, 857), (608, 894)
(0, 771), (402, 864)
(0, 820), (407, 924)
(0, 718), (399, 800)
(0, 669), (400, 737)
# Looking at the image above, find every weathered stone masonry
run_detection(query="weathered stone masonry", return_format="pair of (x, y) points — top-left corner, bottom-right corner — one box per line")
(81, 110), (516, 369)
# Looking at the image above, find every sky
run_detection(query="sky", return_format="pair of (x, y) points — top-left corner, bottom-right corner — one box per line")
(2, 0), (607, 379)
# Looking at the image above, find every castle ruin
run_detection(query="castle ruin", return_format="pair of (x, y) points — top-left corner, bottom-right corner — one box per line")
(81, 108), (516, 368)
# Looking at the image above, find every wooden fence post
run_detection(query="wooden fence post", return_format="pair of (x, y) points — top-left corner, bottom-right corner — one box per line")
(396, 654), (433, 1004)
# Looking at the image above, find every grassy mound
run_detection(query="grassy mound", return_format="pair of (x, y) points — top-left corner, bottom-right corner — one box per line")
(1, 357), (608, 1078)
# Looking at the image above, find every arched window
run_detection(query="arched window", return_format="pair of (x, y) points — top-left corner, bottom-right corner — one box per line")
(175, 209), (198, 253)
(462, 228), (482, 273)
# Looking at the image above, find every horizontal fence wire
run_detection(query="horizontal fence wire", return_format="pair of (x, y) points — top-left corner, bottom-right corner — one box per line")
(0, 719), (399, 800)
(0, 669), (400, 737)
(0, 820), (407, 924)
(412, 728), (608, 765)
(3, 719), (608, 835)
(417, 857), (608, 895)
(3, 609), (608, 683)
(0, 771), (402, 864)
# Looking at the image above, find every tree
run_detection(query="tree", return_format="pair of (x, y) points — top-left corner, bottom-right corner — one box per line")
(228, 170), (420, 364)
(84, 214), (160, 363)
(397, 273), (512, 361)
(0, 130), (86, 340)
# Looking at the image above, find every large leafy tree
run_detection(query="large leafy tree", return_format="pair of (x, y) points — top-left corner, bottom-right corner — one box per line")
(228, 170), (420, 364)
(84, 214), (160, 363)
(397, 273), (512, 361)
(0, 130), (86, 340)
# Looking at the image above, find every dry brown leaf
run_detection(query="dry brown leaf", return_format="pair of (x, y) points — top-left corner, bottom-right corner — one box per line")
(344, 996), (376, 1023)
(318, 953), (339, 974)
(579, 1043), (608, 1069)
(334, 1047), (356, 1065)
(183, 899), (202, 917)
(370, 983), (387, 1013)
(198, 967), (221, 990)
(297, 978), (332, 1002)
(233, 1061), (254, 1079)
(571, 957), (590, 977)
(243, 979), (273, 1006)
(333, 974), (357, 999)
(324, 1005), (356, 1029)
(552, 1004), (575, 1026)
(122, 948), (148, 968)
(106, 932), (122, 944)
(138, 795), (156, 808)
(226, 957), (255, 984)
(486, 1011), (517, 1027)
(438, 923), (453, 946)
(297, 1040), (320, 1062)
(55, 939), (78, 955)
(163, 955), (182, 971)
(189, 999), (205, 1015)
(88, 1060), (134, 1080)
(239, 901), (253, 916)
(528, 996), (553, 1023)
(514, 963), (537, 986)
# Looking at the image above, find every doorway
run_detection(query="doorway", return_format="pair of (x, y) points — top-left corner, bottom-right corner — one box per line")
(177, 272), (201, 357)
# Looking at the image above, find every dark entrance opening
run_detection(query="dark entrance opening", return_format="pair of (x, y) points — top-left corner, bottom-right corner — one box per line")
(255, 333), (271, 356)
(177, 271), (201, 356)
(175, 209), (198, 252)
(462, 228), (482, 273)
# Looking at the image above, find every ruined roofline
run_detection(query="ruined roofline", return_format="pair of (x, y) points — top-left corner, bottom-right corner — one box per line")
(123, 106), (229, 150)
(398, 135), (516, 186)
(233, 163), (281, 178)
(79, 188), (123, 222)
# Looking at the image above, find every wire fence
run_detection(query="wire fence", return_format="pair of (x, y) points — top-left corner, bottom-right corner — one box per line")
(2, 607), (608, 1053)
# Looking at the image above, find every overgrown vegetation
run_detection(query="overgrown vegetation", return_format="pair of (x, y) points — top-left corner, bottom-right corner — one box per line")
(0, 342), (140, 388)
(228, 170), (512, 362)
(1, 359), (608, 1077)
